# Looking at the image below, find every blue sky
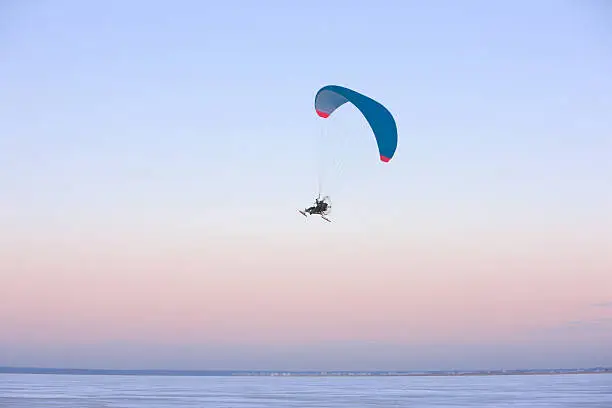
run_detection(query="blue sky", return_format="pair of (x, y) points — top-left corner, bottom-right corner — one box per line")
(1, 0), (611, 370)
(2, 1), (610, 225)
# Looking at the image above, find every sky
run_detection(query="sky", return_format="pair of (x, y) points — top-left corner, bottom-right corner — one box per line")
(0, 0), (611, 371)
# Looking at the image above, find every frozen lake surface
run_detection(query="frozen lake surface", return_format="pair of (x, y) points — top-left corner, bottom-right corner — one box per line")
(1, 373), (610, 407)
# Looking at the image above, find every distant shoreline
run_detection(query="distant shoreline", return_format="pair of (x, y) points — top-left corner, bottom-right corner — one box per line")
(1, 366), (610, 377)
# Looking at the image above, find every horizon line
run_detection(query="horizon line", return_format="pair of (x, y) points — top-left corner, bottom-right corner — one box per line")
(1, 366), (610, 377)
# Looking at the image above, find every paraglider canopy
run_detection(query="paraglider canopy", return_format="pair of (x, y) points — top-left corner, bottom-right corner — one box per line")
(314, 85), (398, 163)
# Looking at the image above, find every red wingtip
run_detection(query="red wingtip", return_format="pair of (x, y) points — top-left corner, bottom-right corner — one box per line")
(380, 155), (391, 162)
(316, 110), (330, 118)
